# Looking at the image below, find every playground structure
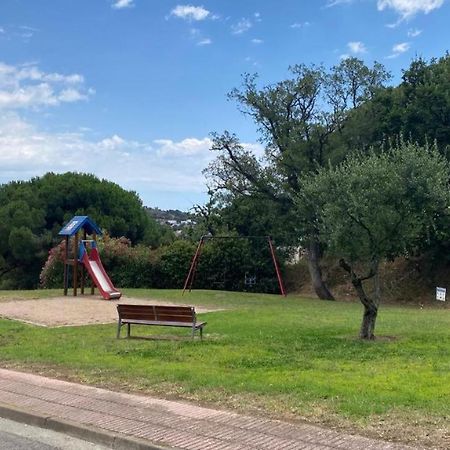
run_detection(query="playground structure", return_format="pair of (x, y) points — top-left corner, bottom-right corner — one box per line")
(182, 235), (286, 296)
(58, 216), (121, 300)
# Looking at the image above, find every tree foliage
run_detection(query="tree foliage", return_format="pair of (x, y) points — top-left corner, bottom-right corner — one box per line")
(298, 141), (450, 338)
(205, 58), (390, 299)
(334, 54), (450, 155)
(0, 172), (171, 288)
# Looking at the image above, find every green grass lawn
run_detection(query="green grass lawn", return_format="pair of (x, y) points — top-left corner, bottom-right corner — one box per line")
(0, 289), (448, 446)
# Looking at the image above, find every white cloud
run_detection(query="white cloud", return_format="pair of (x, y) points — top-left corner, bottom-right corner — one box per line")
(170, 5), (210, 21)
(0, 84), (67, 109)
(244, 56), (260, 68)
(347, 41), (367, 54)
(0, 113), (86, 172)
(387, 41), (410, 57)
(0, 112), (263, 207)
(197, 38), (212, 46)
(187, 27), (212, 46)
(254, 12), (262, 22)
(407, 27), (422, 36)
(19, 25), (38, 32)
(251, 38), (264, 44)
(377, 0), (444, 19)
(0, 113), (211, 194)
(242, 142), (265, 159)
(111, 0), (134, 9)
(154, 137), (212, 157)
(0, 25), (40, 42)
(291, 22), (311, 28)
(99, 134), (126, 150)
(327, 0), (445, 21)
(393, 42), (410, 52)
(0, 61), (92, 110)
(16, 25), (39, 40)
(326, 0), (353, 7)
(231, 18), (252, 35)
(56, 88), (89, 103)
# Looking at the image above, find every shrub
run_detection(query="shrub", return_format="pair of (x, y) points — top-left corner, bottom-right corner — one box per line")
(157, 240), (197, 288)
(40, 240), (66, 288)
(40, 236), (159, 289)
(40, 236), (285, 292)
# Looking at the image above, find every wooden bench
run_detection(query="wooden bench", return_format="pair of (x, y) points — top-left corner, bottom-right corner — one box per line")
(116, 304), (207, 340)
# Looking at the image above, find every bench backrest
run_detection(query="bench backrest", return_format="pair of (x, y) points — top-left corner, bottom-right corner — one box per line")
(117, 304), (196, 323)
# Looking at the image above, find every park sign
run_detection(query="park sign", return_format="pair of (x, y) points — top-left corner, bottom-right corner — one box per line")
(435, 287), (446, 302)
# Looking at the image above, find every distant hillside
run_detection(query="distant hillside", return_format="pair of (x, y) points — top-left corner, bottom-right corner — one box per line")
(145, 207), (190, 221)
(145, 207), (195, 231)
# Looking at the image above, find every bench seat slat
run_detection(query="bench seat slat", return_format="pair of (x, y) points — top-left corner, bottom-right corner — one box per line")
(121, 319), (206, 328)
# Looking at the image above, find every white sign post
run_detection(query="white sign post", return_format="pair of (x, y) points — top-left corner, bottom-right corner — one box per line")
(436, 287), (446, 302)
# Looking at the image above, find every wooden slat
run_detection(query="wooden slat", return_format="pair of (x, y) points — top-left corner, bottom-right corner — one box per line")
(117, 305), (154, 312)
(121, 319), (207, 329)
(118, 311), (155, 316)
(154, 309), (193, 315)
(121, 319), (192, 327)
(153, 306), (193, 312)
(155, 316), (192, 323)
(120, 314), (156, 321)
(118, 305), (193, 313)
(117, 304), (195, 323)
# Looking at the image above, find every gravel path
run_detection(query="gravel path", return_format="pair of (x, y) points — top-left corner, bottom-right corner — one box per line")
(0, 296), (217, 327)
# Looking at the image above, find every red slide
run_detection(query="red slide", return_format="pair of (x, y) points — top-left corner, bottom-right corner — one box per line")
(79, 241), (121, 300)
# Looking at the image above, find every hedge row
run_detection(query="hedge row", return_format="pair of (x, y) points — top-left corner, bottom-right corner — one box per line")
(40, 236), (285, 293)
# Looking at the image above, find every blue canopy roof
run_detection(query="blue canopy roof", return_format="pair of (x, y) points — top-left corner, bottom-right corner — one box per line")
(58, 216), (103, 236)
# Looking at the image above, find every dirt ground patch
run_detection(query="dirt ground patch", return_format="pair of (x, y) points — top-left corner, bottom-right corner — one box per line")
(0, 295), (219, 327)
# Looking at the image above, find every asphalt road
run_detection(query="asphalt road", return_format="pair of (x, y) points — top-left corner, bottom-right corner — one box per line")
(0, 417), (109, 449)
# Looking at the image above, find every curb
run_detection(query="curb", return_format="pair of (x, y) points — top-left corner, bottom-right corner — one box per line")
(0, 403), (174, 450)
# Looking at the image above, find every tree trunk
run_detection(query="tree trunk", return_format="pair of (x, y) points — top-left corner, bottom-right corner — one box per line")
(359, 303), (378, 340)
(306, 239), (335, 300)
(358, 270), (380, 339)
(339, 258), (379, 340)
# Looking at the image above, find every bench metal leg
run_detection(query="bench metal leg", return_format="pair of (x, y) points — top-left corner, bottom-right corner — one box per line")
(127, 323), (131, 338)
(116, 320), (122, 339)
(200, 326), (203, 341)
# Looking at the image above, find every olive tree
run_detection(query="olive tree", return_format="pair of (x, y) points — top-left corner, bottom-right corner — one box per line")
(298, 142), (450, 339)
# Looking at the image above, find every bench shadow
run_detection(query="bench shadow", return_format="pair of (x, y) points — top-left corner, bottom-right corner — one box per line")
(122, 335), (197, 341)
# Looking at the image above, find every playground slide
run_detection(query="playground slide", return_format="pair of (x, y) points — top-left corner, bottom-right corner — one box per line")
(79, 241), (122, 300)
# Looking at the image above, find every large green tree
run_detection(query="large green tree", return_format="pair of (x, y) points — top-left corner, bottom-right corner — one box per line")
(298, 142), (450, 339)
(0, 181), (50, 287)
(333, 54), (450, 155)
(0, 172), (168, 288)
(205, 58), (390, 299)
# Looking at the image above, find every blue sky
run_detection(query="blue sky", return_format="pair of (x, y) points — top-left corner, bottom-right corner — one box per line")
(0, 0), (449, 210)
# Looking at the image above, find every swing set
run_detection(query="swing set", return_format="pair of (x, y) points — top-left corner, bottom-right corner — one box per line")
(182, 235), (286, 296)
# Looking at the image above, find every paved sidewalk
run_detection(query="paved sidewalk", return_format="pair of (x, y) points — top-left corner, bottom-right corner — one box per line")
(0, 368), (415, 450)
